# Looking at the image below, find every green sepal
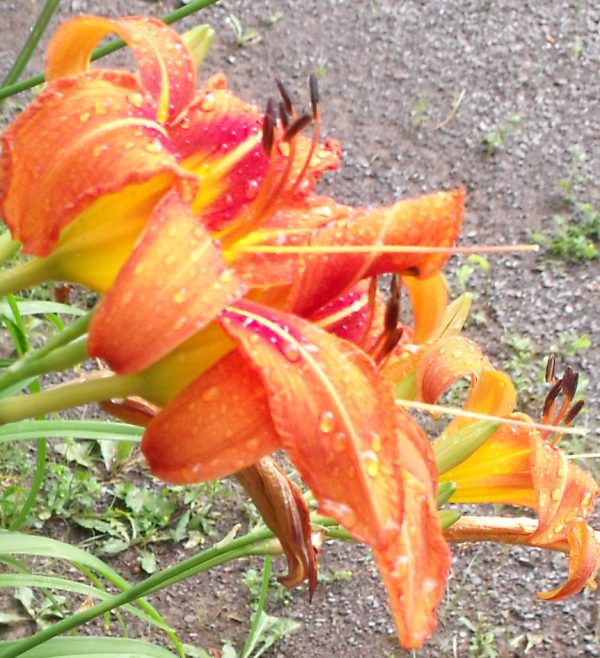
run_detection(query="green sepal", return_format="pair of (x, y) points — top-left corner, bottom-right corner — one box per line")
(435, 481), (457, 508)
(434, 420), (500, 474)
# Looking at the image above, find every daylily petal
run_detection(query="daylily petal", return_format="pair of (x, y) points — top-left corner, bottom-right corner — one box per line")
(46, 16), (196, 123)
(236, 458), (318, 594)
(289, 189), (464, 316)
(537, 519), (599, 601)
(529, 438), (599, 545)
(218, 299), (403, 548)
(439, 423), (535, 507)
(0, 72), (193, 256)
(88, 192), (244, 373)
(141, 349), (280, 483)
(402, 273), (448, 344)
(376, 469), (450, 649)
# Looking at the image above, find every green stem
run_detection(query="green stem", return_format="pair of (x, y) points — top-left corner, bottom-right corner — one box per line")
(0, 0), (61, 104)
(0, 373), (141, 424)
(0, 233), (21, 267)
(0, 335), (89, 393)
(0, 0), (221, 102)
(241, 555), (272, 658)
(0, 257), (56, 297)
(0, 527), (272, 658)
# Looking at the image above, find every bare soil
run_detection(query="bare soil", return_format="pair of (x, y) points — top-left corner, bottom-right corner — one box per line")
(1, 1), (599, 656)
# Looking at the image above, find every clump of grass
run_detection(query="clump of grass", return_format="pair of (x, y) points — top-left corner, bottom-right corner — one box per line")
(481, 114), (522, 154)
(532, 146), (600, 262)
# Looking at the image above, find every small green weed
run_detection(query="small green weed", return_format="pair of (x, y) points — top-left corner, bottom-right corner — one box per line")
(411, 91), (430, 128)
(460, 612), (499, 658)
(482, 114), (522, 154)
(532, 146), (600, 262)
(225, 14), (261, 47)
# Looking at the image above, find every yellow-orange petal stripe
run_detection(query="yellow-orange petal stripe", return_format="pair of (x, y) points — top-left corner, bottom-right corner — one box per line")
(45, 16), (196, 124)
(0, 72), (193, 256)
(88, 192), (244, 373)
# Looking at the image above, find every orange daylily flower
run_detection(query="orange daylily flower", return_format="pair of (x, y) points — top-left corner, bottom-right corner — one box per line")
(0, 14), (464, 376)
(412, 338), (599, 600)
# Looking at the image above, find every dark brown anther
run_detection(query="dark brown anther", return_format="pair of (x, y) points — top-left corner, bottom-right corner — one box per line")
(561, 366), (579, 400)
(309, 73), (319, 118)
(262, 97), (276, 155)
(545, 354), (556, 383)
(543, 380), (562, 417)
(564, 399), (585, 426)
(283, 113), (312, 142)
(384, 274), (401, 334)
(275, 79), (294, 115)
(278, 101), (291, 129)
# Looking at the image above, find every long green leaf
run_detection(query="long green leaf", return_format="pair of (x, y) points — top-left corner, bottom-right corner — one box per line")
(0, 420), (143, 443)
(0, 301), (86, 317)
(0, 574), (171, 632)
(0, 637), (179, 657)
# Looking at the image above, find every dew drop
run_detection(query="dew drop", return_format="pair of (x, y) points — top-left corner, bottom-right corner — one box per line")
(282, 341), (301, 363)
(202, 385), (220, 402)
(219, 269), (234, 284)
(201, 92), (216, 111)
(246, 437), (260, 451)
(333, 432), (347, 452)
(370, 433), (382, 453)
(128, 92), (144, 108)
(362, 450), (380, 478)
(319, 410), (335, 433)
(245, 179), (260, 200)
(551, 488), (561, 502)
(79, 112), (90, 122)
(173, 290), (186, 303)
(165, 254), (176, 266)
(145, 139), (163, 153)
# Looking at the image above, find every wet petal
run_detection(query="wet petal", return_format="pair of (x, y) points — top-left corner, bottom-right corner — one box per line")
(402, 273), (448, 344)
(376, 470), (450, 649)
(46, 16), (196, 123)
(236, 458), (318, 594)
(219, 299), (403, 548)
(0, 72), (193, 256)
(537, 520), (599, 601)
(88, 192), (244, 373)
(289, 189), (464, 316)
(141, 350), (280, 484)
(529, 438), (599, 545)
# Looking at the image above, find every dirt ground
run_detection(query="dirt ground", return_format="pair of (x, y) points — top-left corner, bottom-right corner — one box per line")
(1, 0), (599, 656)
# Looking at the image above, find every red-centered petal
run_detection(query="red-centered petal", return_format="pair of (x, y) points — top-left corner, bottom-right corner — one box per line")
(88, 192), (243, 373)
(402, 273), (448, 344)
(219, 299), (403, 549)
(173, 76), (341, 233)
(45, 16), (195, 123)
(529, 437), (599, 545)
(0, 72), (194, 256)
(376, 470), (450, 649)
(289, 189), (465, 316)
(141, 350), (281, 484)
(308, 281), (376, 347)
(537, 520), (599, 601)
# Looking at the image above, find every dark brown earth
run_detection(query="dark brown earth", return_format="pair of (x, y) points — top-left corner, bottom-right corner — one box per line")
(1, 1), (599, 657)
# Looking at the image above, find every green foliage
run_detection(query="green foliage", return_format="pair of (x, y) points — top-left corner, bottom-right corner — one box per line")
(460, 613), (499, 658)
(225, 14), (261, 47)
(482, 115), (522, 154)
(532, 146), (600, 261)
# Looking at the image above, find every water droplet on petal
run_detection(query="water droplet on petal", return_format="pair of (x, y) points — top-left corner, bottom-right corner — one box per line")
(282, 341), (301, 363)
(173, 290), (186, 303)
(201, 92), (216, 111)
(551, 488), (561, 502)
(145, 139), (163, 153)
(128, 92), (144, 108)
(319, 410), (335, 433)
(202, 385), (220, 402)
(79, 112), (90, 122)
(219, 269), (234, 284)
(245, 179), (260, 200)
(333, 432), (347, 452)
(362, 450), (380, 478)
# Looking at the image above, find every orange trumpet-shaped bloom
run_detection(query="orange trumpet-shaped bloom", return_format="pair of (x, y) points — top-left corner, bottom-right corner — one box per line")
(0, 14), (464, 376)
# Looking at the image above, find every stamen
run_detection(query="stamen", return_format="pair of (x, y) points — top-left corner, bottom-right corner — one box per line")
(564, 399), (585, 426)
(545, 354), (556, 383)
(542, 380), (562, 418)
(262, 97), (276, 155)
(384, 274), (401, 335)
(561, 366), (578, 400)
(283, 114), (313, 142)
(275, 79), (294, 115)
(233, 244), (540, 255)
(395, 398), (587, 436)
(278, 101), (291, 129)
(309, 74), (319, 118)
